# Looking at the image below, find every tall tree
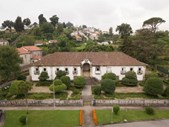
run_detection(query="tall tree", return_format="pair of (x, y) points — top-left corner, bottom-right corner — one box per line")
(23, 18), (31, 26)
(116, 23), (132, 39)
(143, 17), (165, 33)
(2, 20), (14, 32)
(14, 16), (24, 32)
(50, 15), (59, 27)
(0, 46), (21, 81)
(38, 14), (47, 25)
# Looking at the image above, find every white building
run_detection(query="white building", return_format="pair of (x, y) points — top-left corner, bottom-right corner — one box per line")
(17, 46), (42, 66)
(30, 52), (146, 81)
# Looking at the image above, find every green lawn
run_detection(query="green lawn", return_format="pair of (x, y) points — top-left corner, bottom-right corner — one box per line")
(4, 110), (80, 127)
(96, 109), (169, 125)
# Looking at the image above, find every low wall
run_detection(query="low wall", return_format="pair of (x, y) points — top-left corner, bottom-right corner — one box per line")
(0, 99), (83, 106)
(95, 99), (169, 106)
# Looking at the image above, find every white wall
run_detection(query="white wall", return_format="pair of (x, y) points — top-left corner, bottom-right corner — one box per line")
(20, 54), (31, 66)
(30, 66), (81, 81)
(91, 66), (146, 81)
(30, 65), (146, 81)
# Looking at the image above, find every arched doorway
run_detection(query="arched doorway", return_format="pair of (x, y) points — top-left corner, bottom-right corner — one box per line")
(82, 63), (90, 77)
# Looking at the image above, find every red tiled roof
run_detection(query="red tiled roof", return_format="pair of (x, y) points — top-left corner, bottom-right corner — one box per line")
(17, 48), (29, 54)
(23, 46), (42, 51)
(32, 52), (146, 66)
(17, 46), (42, 54)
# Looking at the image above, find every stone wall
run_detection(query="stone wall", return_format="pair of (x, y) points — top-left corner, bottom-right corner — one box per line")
(0, 99), (83, 106)
(95, 99), (169, 106)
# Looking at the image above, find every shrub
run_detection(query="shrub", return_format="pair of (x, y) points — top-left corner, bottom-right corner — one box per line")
(102, 73), (116, 80)
(72, 89), (80, 94)
(60, 76), (71, 88)
(145, 107), (155, 115)
(56, 70), (66, 79)
(164, 86), (169, 97)
(17, 73), (26, 81)
(49, 84), (67, 93)
(144, 77), (164, 96)
(38, 71), (49, 81)
(101, 79), (115, 94)
(19, 115), (27, 125)
(54, 79), (62, 86)
(74, 76), (86, 88)
(121, 71), (138, 86)
(113, 105), (120, 115)
(92, 86), (101, 95)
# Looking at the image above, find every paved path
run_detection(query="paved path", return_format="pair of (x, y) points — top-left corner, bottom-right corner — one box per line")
(100, 119), (169, 127)
(29, 85), (52, 93)
(82, 85), (92, 96)
(116, 86), (143, 93)
(83, 109), (95, 127)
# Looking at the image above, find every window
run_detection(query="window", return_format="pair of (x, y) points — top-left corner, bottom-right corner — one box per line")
(55, 68), (59, 74)
(95, 66), (101, 74)
(65, 68), (69, 74)
(121, 67), (126, 75)
(73, 68), (77, 74)
(43, 68), (46, 71)
(95, 66), (100, 71)
(137, 68), (143, 75)
(130, 68), (133, 71)
(34, 67), (40, 75)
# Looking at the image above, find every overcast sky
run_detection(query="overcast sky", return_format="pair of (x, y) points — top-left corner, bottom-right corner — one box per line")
(0, 0), (169, 32)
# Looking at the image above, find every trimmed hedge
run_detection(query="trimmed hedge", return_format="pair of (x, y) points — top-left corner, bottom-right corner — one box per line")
(121, 71), (138, 86)
(101, 79), (116, 94)
(102, 73), (116, 80)
(60, 76), (71, 88)
(74, 76), (86, 88)
(144, 77), (164, 96)
(92, 86), (101, 95)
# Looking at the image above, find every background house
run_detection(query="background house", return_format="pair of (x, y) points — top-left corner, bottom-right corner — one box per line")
(17, 46), (42, 66)
(30, 52), (146, 81)
(0, 39), (9, 45)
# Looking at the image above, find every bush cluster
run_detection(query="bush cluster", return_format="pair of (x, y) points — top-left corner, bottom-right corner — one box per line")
(121, 71), (138, 86)
(74, 76), (86, 88)
(113, 105), (120, 115)
(145, 107), (155, 115)
(101, 79), (115, 94)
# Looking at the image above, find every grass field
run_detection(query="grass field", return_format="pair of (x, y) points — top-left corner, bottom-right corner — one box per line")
(4, 110), (79, 127)
(96, 109), (169, 125)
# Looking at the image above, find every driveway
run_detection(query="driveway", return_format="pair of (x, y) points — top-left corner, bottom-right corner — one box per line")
(101, 119), (169, 127)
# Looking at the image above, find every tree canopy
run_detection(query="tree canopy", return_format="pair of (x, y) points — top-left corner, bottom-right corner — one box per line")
(143, 17), (165, 33)
(116, 23), (132, 39)
(14, 16), (24, 32)
(0, 46), (21, 81)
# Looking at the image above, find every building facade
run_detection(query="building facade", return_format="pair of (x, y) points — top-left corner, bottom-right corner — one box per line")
(30, 52), (146, 81)
(0, 39), (9, 45)
(17, 46), (42, 66)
